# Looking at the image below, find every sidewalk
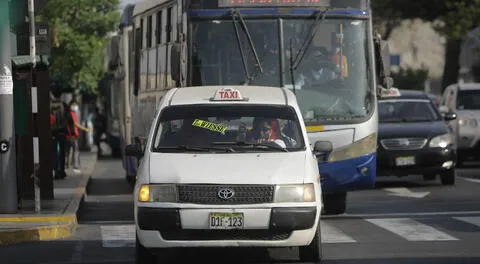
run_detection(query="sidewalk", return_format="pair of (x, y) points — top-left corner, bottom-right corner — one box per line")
(0, 152), (97, 246)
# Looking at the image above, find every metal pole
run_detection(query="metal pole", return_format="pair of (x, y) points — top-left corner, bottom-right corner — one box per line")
(27, 0), (40, 213)
(0, 0), (18, 214)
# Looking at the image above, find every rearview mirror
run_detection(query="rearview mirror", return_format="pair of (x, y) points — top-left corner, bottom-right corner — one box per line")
(125, 143), (143, 158)
(443, 112), (457, 121)
(313, 141), (333, 162)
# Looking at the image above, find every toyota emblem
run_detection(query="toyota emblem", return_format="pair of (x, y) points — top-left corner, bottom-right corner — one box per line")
(217, 188), (235, 200)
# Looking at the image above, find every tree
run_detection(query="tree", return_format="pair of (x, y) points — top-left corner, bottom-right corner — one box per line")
(40, 0), (120, 93)
(372, 0), (480, 91)
(391, 67), (429, 91)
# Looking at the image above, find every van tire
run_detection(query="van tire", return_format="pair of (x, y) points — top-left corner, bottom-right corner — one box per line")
(135, 235), (156, 264)
(299, 223), (322, 262)
(440, 169), (455, 186)
(323, 192), (346, 215)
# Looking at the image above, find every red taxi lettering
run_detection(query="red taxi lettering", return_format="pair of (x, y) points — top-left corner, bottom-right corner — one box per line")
(219, 91), (239, 99)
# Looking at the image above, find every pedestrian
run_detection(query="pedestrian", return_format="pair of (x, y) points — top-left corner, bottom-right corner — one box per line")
(50, 89), (67, 180)
(66, 101), (91, 174)
(93, 107), (107, 158)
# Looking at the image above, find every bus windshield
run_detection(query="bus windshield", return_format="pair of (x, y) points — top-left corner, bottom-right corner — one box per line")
(189, 17), (373, 124)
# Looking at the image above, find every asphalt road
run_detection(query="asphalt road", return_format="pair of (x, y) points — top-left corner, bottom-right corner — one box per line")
(2, 158), (480, 264)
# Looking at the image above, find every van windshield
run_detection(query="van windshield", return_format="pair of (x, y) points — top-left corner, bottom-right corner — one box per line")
(151, 105), (306, 153)
(457, 90), (480, 110)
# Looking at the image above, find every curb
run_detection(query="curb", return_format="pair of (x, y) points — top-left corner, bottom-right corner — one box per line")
(0, 153), (97, 246)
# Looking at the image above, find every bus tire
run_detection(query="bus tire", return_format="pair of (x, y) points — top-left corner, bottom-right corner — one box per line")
(298, 222), (322, 262)
(323, 192), (347, 215)
(440, 169), (455, 186)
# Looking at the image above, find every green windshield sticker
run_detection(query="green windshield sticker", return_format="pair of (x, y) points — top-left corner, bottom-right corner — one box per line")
(192, 119), (228, 134)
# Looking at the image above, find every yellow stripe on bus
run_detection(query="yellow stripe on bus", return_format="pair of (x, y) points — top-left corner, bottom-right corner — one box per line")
(306, 126), (325, 132)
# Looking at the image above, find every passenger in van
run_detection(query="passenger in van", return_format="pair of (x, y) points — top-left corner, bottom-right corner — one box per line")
(160, 118), (210, 147)
(246, 118), (289, 148)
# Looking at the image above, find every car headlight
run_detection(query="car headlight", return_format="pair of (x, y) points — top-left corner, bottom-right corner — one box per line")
(429, 134), (453, 148)
(138, 184), (177, 202)
(274, 184), (315, 203)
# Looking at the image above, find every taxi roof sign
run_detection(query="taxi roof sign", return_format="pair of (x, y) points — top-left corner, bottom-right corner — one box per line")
(380, 87), (401, 98)
(210, 87), (248, 101)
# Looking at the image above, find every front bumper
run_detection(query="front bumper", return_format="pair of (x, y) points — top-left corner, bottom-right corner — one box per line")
(377, 146), (456, 176)
(136, 206), (318, 248)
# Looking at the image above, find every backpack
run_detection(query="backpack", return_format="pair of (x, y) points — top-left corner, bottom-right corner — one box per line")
(51, 100), (67, 133)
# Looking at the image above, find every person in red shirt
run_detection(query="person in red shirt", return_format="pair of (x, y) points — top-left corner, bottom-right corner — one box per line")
(66, 102), (91, 173)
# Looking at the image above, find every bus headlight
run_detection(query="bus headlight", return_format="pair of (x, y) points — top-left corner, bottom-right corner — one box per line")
(327, 133), (377, 162)
(274, 184), (315, 203)
(429, 134), (452, 148)
(138, 184), (177, 202)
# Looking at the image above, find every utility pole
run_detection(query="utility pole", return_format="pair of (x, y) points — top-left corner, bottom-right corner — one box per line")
(0, 0), (18, 214)
(28, 0), (41, 213)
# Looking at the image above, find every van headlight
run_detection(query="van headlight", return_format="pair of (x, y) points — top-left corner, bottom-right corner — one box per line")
(429, 134), (453, 148)
(138, 184), (177, 202)
(459, 118), (478, 127)
(274, 184), (315, 203)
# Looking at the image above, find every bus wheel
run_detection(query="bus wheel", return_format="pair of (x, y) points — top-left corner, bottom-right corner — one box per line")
(323, 192), (347, 215)
(440, 169), (455, 186)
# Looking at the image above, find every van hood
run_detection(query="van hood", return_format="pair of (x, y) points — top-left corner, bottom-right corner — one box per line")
(148, 152), (307, 184)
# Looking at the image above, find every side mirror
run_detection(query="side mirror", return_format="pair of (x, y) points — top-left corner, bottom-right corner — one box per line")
(443, 112), (457, 121)
(170, 41), (181, 84)
(125, 143), (143, 157)
(438, 105), (449, 114)
(313, 140), (333, 162)
(383, 76), (394, 90)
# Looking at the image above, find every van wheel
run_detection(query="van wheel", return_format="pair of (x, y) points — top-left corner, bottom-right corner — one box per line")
(440, 169), (455, 186)
(299, 223), (322, 262)
(135, 235), (156, 264)
(323, 192), (346, 215)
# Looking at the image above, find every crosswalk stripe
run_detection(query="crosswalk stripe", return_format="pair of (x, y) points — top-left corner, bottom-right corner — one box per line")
(100, 225), (135, 248)
(320, 221), (356, 243)
(365, 218), (459, 241)
(453, 216), (480, 228)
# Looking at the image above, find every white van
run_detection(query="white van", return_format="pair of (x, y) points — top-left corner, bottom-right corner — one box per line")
(126, 86), (329, 263)
(441, 83), (480, 165)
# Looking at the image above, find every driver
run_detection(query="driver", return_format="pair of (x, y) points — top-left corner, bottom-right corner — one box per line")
(246, 118), (288, 148)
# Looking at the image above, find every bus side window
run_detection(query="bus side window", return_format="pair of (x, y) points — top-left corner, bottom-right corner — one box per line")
(133, 24), (142, 96)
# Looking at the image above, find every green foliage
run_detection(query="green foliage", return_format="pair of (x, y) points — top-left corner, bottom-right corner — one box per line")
(40, 0), (120, 93)
(372, 0), (480, 40)
(391, 67), (429, 91)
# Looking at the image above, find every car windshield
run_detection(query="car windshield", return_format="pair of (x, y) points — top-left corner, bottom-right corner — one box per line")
(457, 90), (480, 110)
(152, 105), (305, 153)
(379, 100), (441, 123)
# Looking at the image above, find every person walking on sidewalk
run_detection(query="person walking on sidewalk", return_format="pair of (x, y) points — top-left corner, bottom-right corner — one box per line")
(93, 107), (107, 158)
(50, 91), (68, 180)
(66, 101), (91, 174)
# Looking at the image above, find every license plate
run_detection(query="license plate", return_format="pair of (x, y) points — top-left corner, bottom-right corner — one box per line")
(209, 212), (244, 229)
(395, 156), (415, 166)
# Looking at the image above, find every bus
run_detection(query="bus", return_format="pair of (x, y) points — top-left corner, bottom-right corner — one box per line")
(111, 0), (393, 214)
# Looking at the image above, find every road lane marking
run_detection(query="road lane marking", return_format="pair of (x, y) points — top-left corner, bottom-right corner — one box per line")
(365, 218), (459, 241)
(460, 177), (480, 184)
(320, 221), (356, 243)
(100, 225), (135, 248)
(453, 216), (480, 228)
(383, 187), (430, 198)
(322, 211), (480, 219)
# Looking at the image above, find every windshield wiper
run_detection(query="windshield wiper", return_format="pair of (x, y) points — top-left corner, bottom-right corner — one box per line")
(155, 145), (235, 152)
(212, 141), (288, 152)
(231, 9), (263, 85)
(289, 8), (330, 93)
